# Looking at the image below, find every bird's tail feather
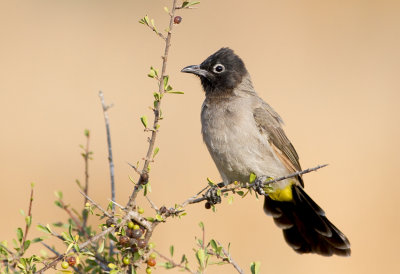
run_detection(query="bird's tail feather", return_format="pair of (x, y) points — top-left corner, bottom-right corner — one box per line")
(263, 184), (351, 256)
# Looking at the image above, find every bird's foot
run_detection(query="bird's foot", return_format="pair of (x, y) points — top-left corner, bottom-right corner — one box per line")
(253, 175), (271, 196)
(204, 185), (223, 206)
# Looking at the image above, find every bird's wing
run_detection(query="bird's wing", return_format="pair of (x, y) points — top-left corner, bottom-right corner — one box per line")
(253, 103), (303, 185)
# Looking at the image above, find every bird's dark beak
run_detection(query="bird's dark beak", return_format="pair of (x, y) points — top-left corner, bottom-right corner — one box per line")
(181, 65), (209, 78)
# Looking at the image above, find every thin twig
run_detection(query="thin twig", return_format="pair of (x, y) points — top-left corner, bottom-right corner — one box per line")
(145, 196), (159, 211)
(153, 249), (196, 274)
(181, 185), (210, 207)
(79, 191), (112, 218)
(36, 226), (116, 273)
(59, 200), (85, 233)
(216, 241), (244, 274)
(126, 0), (179, 210)
(108, 199), (125, 210)
(41, 243), (82, 274)
(188, 164), (328, 204)
(21, 186), (34, 254)
(144, 24), (166, 41)
(82, 130), (90, 229)
(99, 91), (116, 213)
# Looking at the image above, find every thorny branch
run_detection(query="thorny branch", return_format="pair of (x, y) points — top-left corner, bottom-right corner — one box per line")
(21, 186), (34, 253)
(82, 131), (90, 229)
(216, 240), (244, 274)
(153, 249), (196, 274)
(126, 0), (179, 209)
(79, 191), (112, 218)
(186, 164), (328, 205)
(99, 90), (116, 213)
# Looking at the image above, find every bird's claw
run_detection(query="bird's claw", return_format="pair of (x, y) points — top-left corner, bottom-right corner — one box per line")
(204, 185), (222, 205)
(253, 175), (270, 196)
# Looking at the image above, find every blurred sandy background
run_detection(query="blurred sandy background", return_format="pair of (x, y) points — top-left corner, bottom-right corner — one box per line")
(1, 0), (399, 273)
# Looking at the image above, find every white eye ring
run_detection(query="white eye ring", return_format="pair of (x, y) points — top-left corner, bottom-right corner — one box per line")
(213, 64), (225, 73)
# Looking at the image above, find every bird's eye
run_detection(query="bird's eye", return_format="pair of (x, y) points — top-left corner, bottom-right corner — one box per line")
(213, 64), (225, 73)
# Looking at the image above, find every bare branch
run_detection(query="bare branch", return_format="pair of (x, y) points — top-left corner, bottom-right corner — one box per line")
(98, 90), (116, 213)
(79, 191), (112, 218)
(126, 0), (179, 209)
(188, 164), (328, 204)
(20, 185), (34, 254)
(145, 195), (159, 211)
(181, 185), (210, 207)
(153, 249), (196, 274)
(216, 241), (244, 274)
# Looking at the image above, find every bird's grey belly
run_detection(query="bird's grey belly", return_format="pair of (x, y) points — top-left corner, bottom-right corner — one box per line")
(202, 107), (287, 184)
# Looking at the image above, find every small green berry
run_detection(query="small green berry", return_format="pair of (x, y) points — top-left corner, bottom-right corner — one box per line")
(138, 207), (145, 214)
(133, 224), (140, 230)
(150, 253), (157, 259)
(148, 242), (155, 249)
(127, 221), (135, 229)
(61, 261), (69, 269)
(122, 257), (130, 265)
(146, 267), (152, 274)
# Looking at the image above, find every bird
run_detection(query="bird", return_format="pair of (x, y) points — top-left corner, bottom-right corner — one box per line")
(181, 47), (351, 256)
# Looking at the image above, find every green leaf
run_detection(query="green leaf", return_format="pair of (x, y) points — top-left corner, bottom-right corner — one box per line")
(54, 200), (63, 208)
(187, 1), (200, 7)
(148, 70), (156, 78)
(163, 75), (169, 90)
(227, 196), (234, 205)
(32, 237), (44, 243)
(196, 249), (206, 268)
(180, 254), (188, 264)
(155, 214), (164, 222)
(54, 191), (63, 200)
(144, 183), (151, 196)
(25, 216), (32, 227)
(153, 147), (160, 158)
(210, 239), (218, 252)
(206, 177), (215, 186)
(198, 221), (204, 230)
(97, 239), (105, 253)
(250, 261), (261, 274)
(140, 116), (148, 128)
(16, 228), (23, 243)
(236, 191), (245, 196)
(68, 224), (73, 241)
(66, 242), (74, 253)
(166, 91), (184, 94)
(23, 240), (30, 251)
(144, 15), (150, 26)
(249, 173), (257, 183)
(153, 92), (160, 101)
(164, 7), (169, 13)
(37, 225), (51, 234)
(108, 233), (118, 242)
(19, 209), (25, 216)
(84, 129), (90, 137)
(169, 245), (174, 257)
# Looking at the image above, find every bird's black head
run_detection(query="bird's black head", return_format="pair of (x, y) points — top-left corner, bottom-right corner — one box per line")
(181, 48), (248, 95)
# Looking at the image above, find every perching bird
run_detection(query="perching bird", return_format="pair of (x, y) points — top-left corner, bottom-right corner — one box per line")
(181, 48), (351, 256)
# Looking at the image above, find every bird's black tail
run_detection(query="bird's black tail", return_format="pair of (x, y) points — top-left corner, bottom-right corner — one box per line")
(263, 184), (351, 256)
